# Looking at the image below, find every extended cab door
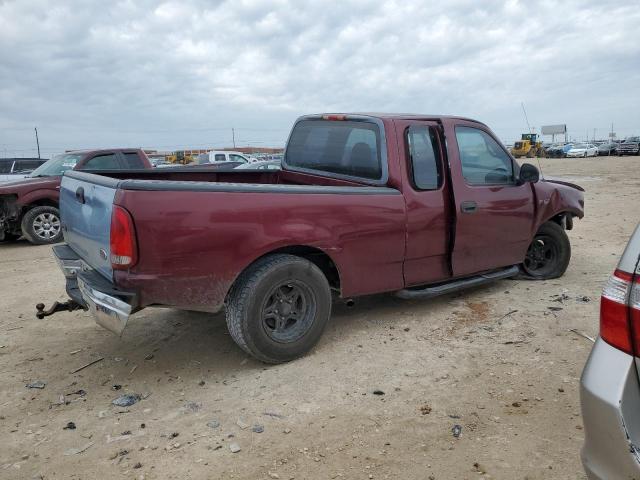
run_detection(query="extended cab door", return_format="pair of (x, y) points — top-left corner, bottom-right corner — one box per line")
(445, 119), (535, 276)
(394, 119), (452, 286)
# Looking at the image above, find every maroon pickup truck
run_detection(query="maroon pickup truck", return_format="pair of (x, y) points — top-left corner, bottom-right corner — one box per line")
(0, 149), (152, 244)
(42, 114), (584, 363)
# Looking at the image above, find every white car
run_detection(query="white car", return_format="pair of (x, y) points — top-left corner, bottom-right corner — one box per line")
(566, 143), (598, 157)
(197, 151), (257, 164)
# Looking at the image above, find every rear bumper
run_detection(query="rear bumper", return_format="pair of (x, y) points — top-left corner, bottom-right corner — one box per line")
(53, 244), (137, 335)
(580, 338), (640, 479)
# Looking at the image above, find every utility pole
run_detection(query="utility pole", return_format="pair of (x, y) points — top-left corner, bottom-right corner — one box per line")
(34, 127), (41, 158)
(232, 128), (236, 148)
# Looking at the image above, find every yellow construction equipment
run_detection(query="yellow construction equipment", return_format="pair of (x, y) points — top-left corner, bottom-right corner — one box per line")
(510, 133), (546, 158)
(165, 151), (195, 165)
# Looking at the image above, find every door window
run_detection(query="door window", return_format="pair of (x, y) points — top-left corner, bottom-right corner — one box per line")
(406, 126), (441, 190)
(0, 161), (13, 174)
(229, 154), (248, 163)
(455, 127), (514, 185)
(13, 160), (44, 172)
(214, 154), (226, 162)
(81, 154), (120, 170)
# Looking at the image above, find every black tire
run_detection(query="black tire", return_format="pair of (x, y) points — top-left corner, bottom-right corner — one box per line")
(520, 221), (571, 280)
(225, 254), (332, 363)
(21, 206), (63, 245)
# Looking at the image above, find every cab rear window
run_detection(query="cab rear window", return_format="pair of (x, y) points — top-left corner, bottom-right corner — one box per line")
(285, 120), (382, 180)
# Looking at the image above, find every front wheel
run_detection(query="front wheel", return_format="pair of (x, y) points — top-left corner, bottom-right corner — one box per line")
(521, 221), (571, 279)
(21, 206), (63, 245)
(225, 254), (332, 363)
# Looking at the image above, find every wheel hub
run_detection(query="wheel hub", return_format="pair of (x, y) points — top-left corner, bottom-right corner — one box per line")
(261, 282), (315, 343)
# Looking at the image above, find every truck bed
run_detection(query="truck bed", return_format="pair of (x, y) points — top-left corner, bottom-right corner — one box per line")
(60, 168), (407, 314)
(92, 166), (383, 189)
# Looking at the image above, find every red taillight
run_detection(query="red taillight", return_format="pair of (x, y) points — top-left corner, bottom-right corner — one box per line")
(600, 269), (639, 355)
(110, 205), (137, 270)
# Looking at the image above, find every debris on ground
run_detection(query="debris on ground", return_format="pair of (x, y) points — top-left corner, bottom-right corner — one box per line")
(70, 357), (104, 374)
(111, 384), (122, 391)
(264, 411), (284, 419)
(25, 380), (46, 389)
(373, 389), (385, 396)
(420, 405), (432, 415)
(569, 328), (596, 343)
(133, 462), (142, 469)
(144, 353), (154, 360)
(229, 442), (241, 453)
(452, 425), (462, 438)
(181, 401), (201, 413)
(63, 421), (76, 430)
(283, 428), (291, 434)
(112, 394), (141, 407)
(63, 442), (94, 456)
(576, 295), (591, 303)
(252, 424), (264, 433)
(236, 418), (249, 429)
(547, 306), (563, 312)
(207, 420), (220, 429)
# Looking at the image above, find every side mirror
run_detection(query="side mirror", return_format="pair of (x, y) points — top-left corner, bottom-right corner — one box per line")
(518, 163), (540, 184)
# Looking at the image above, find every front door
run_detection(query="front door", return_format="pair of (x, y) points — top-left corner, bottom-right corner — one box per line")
(445, 120), (535, 277)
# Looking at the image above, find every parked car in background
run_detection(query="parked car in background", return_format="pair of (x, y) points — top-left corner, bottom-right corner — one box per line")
(617, 136), (640, 156)
(580, 223), (640, 479)
(597, 142), (618, 156)
(196, 151), (256, 164)
(0, 149), (151, 244)
(547, 143), (574, 158)
(43, 113), (584, 363)
(0, 158), (48, 182)
(566, 143), (598, 158)
(234, 160), (281, 170)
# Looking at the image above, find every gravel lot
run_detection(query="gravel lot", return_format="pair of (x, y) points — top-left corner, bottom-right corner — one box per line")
(1, 156), (638, 479)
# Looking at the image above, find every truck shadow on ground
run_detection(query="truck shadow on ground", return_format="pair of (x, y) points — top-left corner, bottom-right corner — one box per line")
(78, 280), (511, 383)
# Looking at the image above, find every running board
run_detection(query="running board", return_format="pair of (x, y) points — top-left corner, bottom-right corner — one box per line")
(395, 266), (520, 300)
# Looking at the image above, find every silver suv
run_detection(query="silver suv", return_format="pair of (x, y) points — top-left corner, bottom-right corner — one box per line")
(581, 223), (640, 478)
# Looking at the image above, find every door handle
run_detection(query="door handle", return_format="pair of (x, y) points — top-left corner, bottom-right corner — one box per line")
(460, 200), (477, 214)
(75, 187), (85, 204)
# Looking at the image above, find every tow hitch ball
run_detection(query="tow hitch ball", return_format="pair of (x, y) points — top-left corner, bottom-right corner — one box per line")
(35, 300), (85, 319)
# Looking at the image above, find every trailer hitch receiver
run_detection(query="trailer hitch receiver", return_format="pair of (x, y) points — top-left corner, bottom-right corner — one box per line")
(35, 300), (85, 319)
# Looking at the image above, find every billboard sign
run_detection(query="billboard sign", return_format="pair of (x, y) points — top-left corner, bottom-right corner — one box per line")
(541, 124), (567, 135)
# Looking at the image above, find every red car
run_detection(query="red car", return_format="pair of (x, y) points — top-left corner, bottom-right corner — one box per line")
(0, 149), (151, 244)
(42, 114), (584, 363)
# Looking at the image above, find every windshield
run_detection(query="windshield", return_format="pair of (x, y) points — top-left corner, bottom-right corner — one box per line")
(29, 153), (83, 177)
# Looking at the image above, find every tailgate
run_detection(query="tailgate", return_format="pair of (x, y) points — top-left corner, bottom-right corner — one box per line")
(60, 171), (119, 280)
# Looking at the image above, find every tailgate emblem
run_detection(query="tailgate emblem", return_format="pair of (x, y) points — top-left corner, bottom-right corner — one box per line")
(99, 248), (108, 260)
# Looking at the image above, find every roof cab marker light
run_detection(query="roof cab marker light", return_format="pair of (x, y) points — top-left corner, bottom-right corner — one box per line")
(322, 114), (346, 121)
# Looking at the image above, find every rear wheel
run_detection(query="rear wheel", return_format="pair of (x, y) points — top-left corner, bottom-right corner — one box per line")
(21, 206), (63, 245)
(225, 254), (332, 363)
(521, 221), (571, 279)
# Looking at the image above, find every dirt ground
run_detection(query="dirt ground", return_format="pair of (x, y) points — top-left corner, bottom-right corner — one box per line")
(1, 155), (638, 480)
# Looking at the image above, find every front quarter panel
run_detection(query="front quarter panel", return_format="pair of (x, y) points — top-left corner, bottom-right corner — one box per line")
(532, 180), (584, 233)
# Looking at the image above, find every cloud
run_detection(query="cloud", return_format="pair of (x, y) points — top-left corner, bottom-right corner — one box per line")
(0, 0), (638, 156)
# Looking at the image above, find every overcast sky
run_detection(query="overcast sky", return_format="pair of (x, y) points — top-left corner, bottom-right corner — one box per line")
(0, 0), (638, 157)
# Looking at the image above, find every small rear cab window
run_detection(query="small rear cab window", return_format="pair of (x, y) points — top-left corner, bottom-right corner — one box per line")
(285, 119), (382, 181)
